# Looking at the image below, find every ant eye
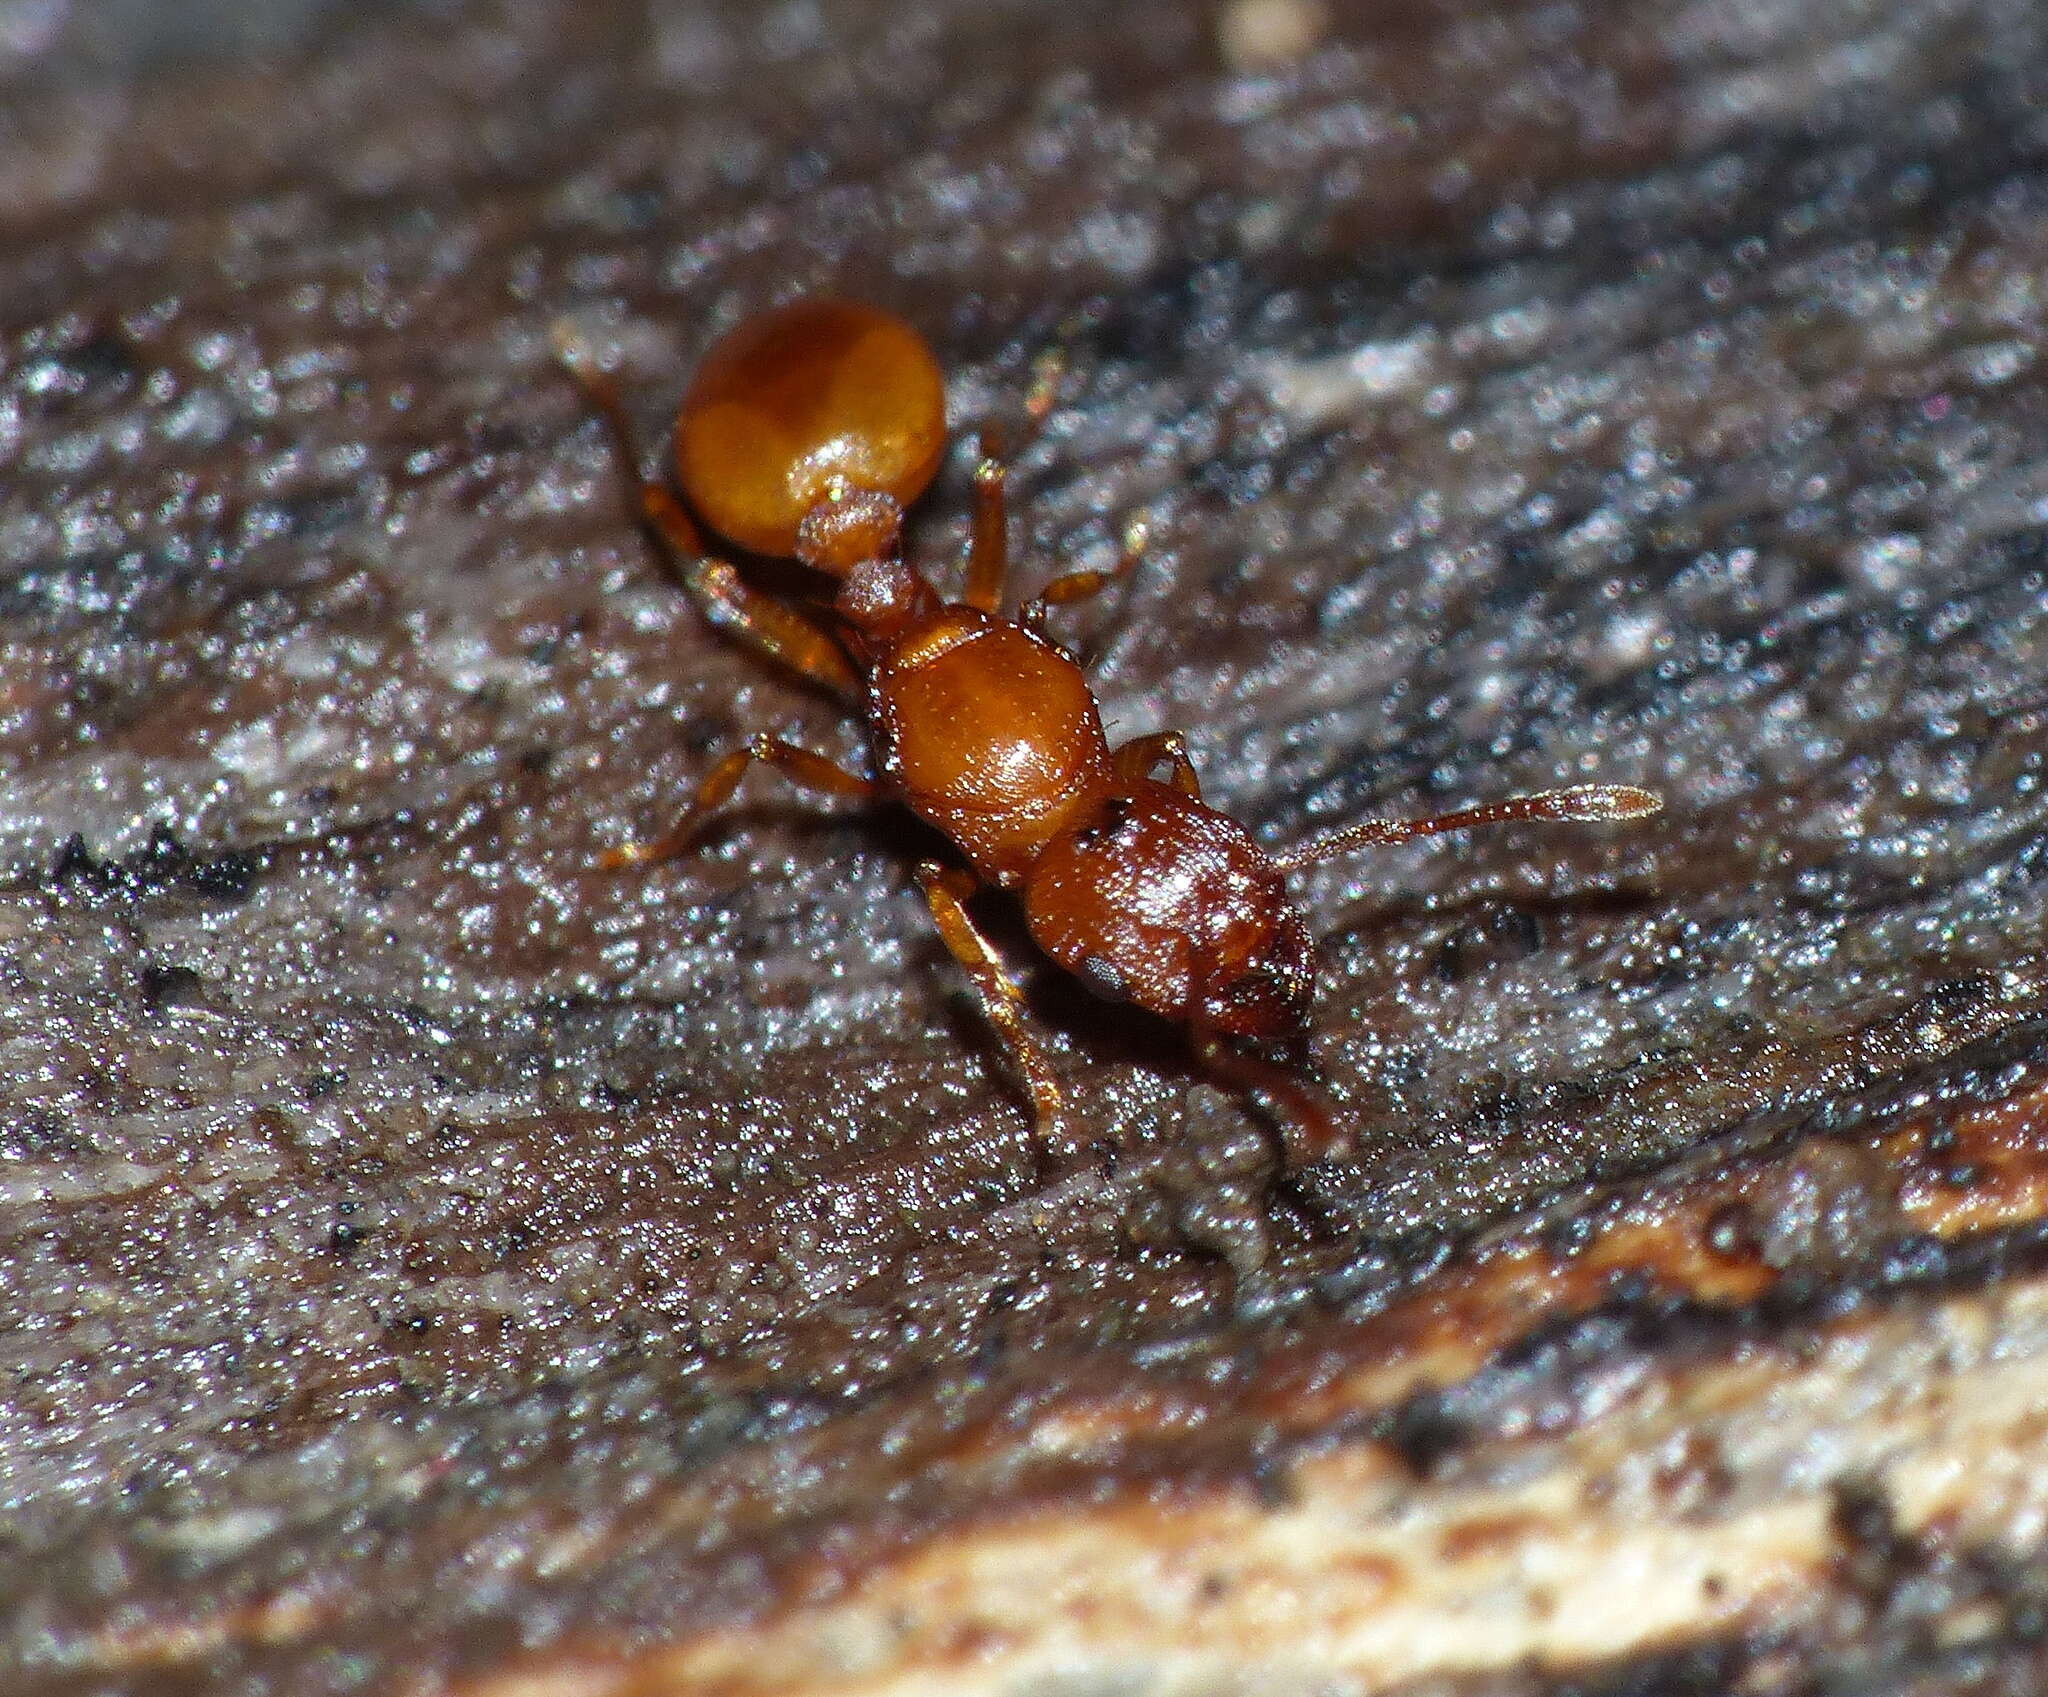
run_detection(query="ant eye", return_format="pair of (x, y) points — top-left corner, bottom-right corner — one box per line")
(1076, 954), (1129, 1001)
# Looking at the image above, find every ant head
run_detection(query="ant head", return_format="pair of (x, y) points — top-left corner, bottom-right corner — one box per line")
(1025, 784), (1317, 1041)
(674, 298), (947, 561)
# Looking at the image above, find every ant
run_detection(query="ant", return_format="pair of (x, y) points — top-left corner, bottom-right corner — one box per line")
(556, 299), (1659, 1162)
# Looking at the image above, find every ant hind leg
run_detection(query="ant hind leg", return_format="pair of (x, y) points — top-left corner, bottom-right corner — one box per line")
(961, 430), (1013, 614)
(678, 558), (859, 699)
(554, 325), (858, 698)
(960, 353), (1069, 612)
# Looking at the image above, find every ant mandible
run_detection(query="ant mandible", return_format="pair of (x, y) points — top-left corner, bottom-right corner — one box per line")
(557, 299), (1659, 1161)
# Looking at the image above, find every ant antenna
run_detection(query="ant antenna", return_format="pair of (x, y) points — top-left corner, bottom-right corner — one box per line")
(1193, 1031), (1348, 1163)
(1275, 784), (1660, 873)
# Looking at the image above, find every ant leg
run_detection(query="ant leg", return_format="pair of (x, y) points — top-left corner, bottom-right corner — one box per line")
(1023, 342), (1067, 433)
(1019, 515), (1148, 639)
(600, 736), (874, 868)
(961, 430), (1011, 613)
(915, 861), (1067, 1139)
(1192, 1030), (1347, 1165)
(678, 557), (859, 699)
(553, 326), (858, 698)
(963, 340), (1074, 613)
(1112, 730), (1201, 798)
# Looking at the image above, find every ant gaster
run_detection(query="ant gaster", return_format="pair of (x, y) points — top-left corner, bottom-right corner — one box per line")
(558, 299), (1659, 1160)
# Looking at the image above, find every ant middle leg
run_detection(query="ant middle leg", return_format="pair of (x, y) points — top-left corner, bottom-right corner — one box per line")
(600, 736), (874, 868)
(1112, 731), (1201, 798)
(915, 860), (1067, 1145)
(1019, 514), (1148, 643)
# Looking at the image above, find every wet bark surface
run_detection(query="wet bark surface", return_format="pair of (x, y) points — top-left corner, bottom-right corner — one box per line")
(5, 1), (2048, 1691)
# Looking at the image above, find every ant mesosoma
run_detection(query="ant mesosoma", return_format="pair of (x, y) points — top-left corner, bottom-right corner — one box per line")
(557, 298), (1658, 1161)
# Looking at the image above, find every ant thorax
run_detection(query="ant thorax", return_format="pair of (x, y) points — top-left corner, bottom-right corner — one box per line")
(868, 609), (1113, 889)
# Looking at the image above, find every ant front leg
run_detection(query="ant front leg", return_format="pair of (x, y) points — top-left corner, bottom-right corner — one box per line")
(1113, 730), (1201, 798)
(915, 861), (1067, 1148)
(600, 737), (874, 868)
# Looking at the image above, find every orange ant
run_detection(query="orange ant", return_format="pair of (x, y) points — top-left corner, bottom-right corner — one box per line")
(556, 299), (1658, 1161)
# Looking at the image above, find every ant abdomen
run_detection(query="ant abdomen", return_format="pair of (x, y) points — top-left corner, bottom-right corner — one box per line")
(674, 298), (947, 561)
